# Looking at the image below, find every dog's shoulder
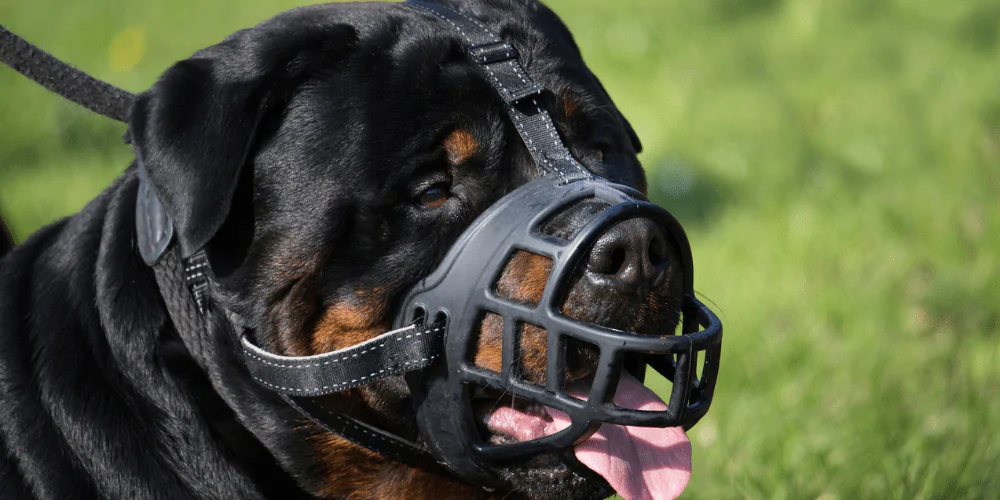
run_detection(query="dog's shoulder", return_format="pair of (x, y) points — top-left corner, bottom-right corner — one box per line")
(0, 171), (273, 499)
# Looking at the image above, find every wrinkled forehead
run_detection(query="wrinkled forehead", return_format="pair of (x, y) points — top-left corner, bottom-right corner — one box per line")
(255, 47), (506, 199)
(245, 1), (639, 210)
(252, 11), (578, 166)
(255, 1), (594, 91)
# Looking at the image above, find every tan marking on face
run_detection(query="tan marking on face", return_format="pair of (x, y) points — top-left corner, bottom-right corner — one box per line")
(372, 465), (496, 500)
(473, 312), (504, 373)
(495, 250), (553, 307)
(473, 251), (554, 382)
(310, 288), (391, 354)
(443, 128), (480, 164)
(307, 411), (499, 499)
(262, 246), (517, 499)
(517, 322), (548, 384)
(562, 94), (578, 119)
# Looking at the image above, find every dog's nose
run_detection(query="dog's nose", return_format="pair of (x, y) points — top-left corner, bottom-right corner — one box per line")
(586, 218), (670, 294)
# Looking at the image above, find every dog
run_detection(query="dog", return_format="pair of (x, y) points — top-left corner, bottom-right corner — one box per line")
(0, 1), (690, 498)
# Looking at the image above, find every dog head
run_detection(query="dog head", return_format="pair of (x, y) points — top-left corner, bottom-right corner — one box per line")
(129, 1), (686, 498)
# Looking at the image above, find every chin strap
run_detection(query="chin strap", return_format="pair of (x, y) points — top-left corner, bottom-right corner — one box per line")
(233, 314), (449, 469)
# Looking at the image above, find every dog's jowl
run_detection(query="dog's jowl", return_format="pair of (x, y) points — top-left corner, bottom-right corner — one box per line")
(0, 1), (722, 499)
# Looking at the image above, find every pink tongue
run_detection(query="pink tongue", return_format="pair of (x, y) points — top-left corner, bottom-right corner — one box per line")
(488, 374), (691, 500)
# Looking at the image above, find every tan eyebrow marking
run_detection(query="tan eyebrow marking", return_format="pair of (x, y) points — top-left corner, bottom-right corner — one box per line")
(442, 129), (479, 164)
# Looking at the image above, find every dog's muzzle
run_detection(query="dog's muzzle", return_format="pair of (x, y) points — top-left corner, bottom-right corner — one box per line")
(396, 175), (722, 484)
(236, 172), (722, 487)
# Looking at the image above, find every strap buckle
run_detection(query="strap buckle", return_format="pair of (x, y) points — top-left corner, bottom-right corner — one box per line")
(469, 41), (517, 65)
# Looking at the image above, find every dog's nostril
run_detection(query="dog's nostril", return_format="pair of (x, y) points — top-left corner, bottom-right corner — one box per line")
(585, 218), (670, 292)
(608, 247), (628, 276)
(648, 232), (668, 268)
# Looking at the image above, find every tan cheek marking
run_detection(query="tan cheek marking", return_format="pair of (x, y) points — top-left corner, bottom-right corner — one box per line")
(473, 315), (548, 384)
(473, 251), (554, 381)
(267, 254), (492, 498)
(373, 465), (494, 500)
(473, 312), (504, 373)
(301, 288), (403, 499)
(310, 289), (391, 354)
(309, 429), (382, 498)
(309, 409), (498, 500)
(443, 128), (480, 164)
(562, 94), (578, 119)
(496, 250), (553, 307)
(518, 323), (548, 385)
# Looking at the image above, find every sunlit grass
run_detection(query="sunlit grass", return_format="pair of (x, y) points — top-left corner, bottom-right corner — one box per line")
(1, 0), (997, 498)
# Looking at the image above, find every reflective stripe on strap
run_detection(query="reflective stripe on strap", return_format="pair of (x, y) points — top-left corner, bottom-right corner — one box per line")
(406, 0), (592, 184)
(241, 323), (445, 396)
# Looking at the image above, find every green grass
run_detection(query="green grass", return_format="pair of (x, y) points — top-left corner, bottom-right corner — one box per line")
(2, 0), (998, 498)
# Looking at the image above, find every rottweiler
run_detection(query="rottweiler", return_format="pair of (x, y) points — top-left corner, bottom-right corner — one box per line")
(0, 1), (691, 499)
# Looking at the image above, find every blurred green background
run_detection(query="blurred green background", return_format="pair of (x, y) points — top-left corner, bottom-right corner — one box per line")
(2, 0), (998, 498)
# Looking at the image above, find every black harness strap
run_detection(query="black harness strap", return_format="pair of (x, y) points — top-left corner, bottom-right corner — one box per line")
(280, 395), (438, 469)
(242, 324), (444, 396)
(406, 0), (591, 184)
(0, 24), (134, 122)
(152, 246), (212, 366)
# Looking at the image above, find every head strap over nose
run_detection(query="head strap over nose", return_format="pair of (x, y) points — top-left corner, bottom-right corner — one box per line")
(406, 0), (591, 184)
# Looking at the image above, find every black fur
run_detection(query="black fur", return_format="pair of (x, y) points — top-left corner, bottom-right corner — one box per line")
(0, 1), (649, 498)
(0, 215), (12, 259)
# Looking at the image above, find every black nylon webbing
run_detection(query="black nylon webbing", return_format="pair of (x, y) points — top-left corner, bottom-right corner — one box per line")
(153, 247), (211, 366)
(242, 323), (444, 396)
(281, 395), (441, 469)
(406, 0), (591, 184)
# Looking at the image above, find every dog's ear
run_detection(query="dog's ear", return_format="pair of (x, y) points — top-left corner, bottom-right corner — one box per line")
(584, 69), (643, 154)
(618, 110), (643, 154)
(129, 24), (357, 257)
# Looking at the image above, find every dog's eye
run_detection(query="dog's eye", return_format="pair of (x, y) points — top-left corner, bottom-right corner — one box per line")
(416, 185), (451, 208)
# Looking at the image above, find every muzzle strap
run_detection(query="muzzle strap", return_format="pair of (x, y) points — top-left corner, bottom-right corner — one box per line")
(407, 0), (591, 184)
(241, 323), (444, 396)
(279, 394), (441, 470)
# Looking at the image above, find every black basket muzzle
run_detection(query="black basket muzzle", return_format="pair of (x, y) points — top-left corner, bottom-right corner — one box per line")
(395, 175), (722, 483)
